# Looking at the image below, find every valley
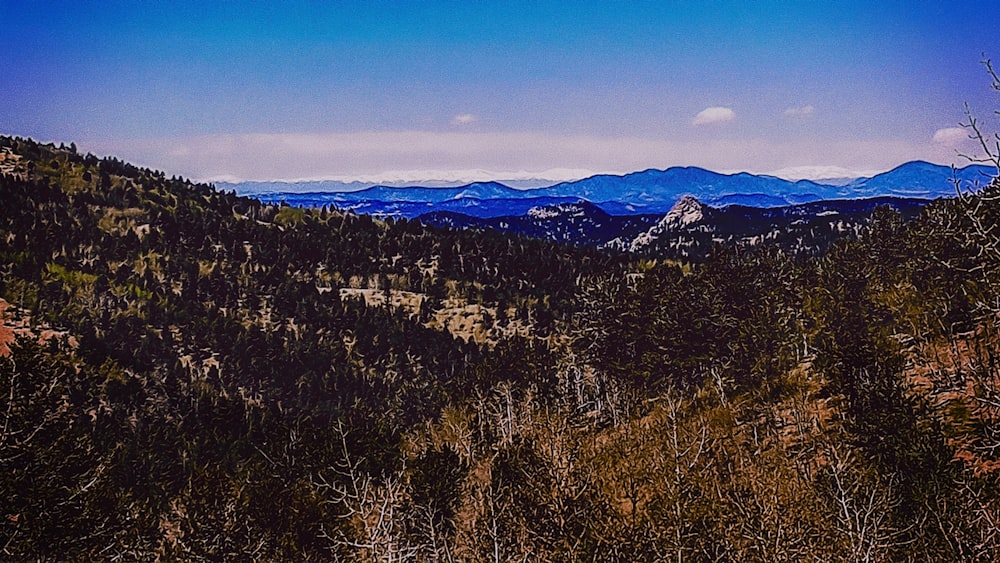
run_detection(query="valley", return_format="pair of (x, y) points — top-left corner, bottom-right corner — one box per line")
(3, 135), (1000, 561)
(245, 161), (988, 261)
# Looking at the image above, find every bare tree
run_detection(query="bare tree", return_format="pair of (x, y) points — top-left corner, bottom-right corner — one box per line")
(823, 444), (914, 562)
(949, 57), (1000, 315)
(958, 57), (1000, 174)
(315, 422), (417, 562)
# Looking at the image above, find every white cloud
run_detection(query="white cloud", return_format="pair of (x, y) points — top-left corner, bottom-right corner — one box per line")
(451, 113), (477, 125)
(784, 104), (815, 117)
(692, 106), (735, 125)
(932, 126), (968, 145)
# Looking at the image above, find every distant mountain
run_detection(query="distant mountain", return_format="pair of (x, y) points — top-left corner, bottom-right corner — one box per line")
(841, 160), (995, 198)
(253, 194), (587, 219)
(620, 196), (933, 259)
(711, 193), (791, 208)
(421, 195), (934, 260)
(236, 161), (995, 219)
(534, 161), (992, 212)
(536, 168), (833, 212)
(345, 181), (531, 203)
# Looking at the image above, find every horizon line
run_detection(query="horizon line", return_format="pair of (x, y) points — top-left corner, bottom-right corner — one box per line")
(206, 160), (980, 187)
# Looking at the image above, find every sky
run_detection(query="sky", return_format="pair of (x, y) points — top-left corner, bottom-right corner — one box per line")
(2, 1), (999, 184)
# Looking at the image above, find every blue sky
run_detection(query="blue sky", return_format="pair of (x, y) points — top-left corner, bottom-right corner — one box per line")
(2, 1), (999, 183)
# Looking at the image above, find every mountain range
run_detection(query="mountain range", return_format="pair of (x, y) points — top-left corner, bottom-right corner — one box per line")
(227, 160), (994, 219)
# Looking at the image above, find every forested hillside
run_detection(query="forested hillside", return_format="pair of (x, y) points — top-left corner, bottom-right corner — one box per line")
(417, 195), (933, 260)
(3, 134), (1000, 561)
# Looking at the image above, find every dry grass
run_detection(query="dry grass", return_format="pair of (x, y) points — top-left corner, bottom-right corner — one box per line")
(339, 288), (533, 345)
(0, 147), (22, 176)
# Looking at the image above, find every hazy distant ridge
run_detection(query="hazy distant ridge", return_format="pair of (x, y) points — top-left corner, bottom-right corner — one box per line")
(231, 161), (995, 218)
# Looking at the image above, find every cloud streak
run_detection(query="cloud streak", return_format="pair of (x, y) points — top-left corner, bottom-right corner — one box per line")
(784, 104), (815, 117)
(766, 165), (880, 181)
(451, 113), (477, 125)
(693, 106), (735, 125)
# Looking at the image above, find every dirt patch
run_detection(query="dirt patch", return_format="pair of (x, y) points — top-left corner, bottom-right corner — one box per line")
(0, 298), (78, 357)
(0, 299), (14, 357)
(901, 316), (1000, 476)
(0, 147), (23, 176)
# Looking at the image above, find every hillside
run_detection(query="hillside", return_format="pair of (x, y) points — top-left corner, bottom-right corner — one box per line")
(619, 195), (931, 258)
(418, 200), (663, 247)
(419, 195), (932, 260)
(3, 136), (1000, 561)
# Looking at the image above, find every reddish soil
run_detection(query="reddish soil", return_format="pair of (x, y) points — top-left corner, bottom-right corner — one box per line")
(0, 299), (15, 357)
(0, 298), (78, 358)
(903, 316), (1000, 477)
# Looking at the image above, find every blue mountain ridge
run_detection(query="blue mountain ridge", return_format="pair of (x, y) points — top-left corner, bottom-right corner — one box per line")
(238, 161), (994, 219)
(251, 195), (587, 219)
